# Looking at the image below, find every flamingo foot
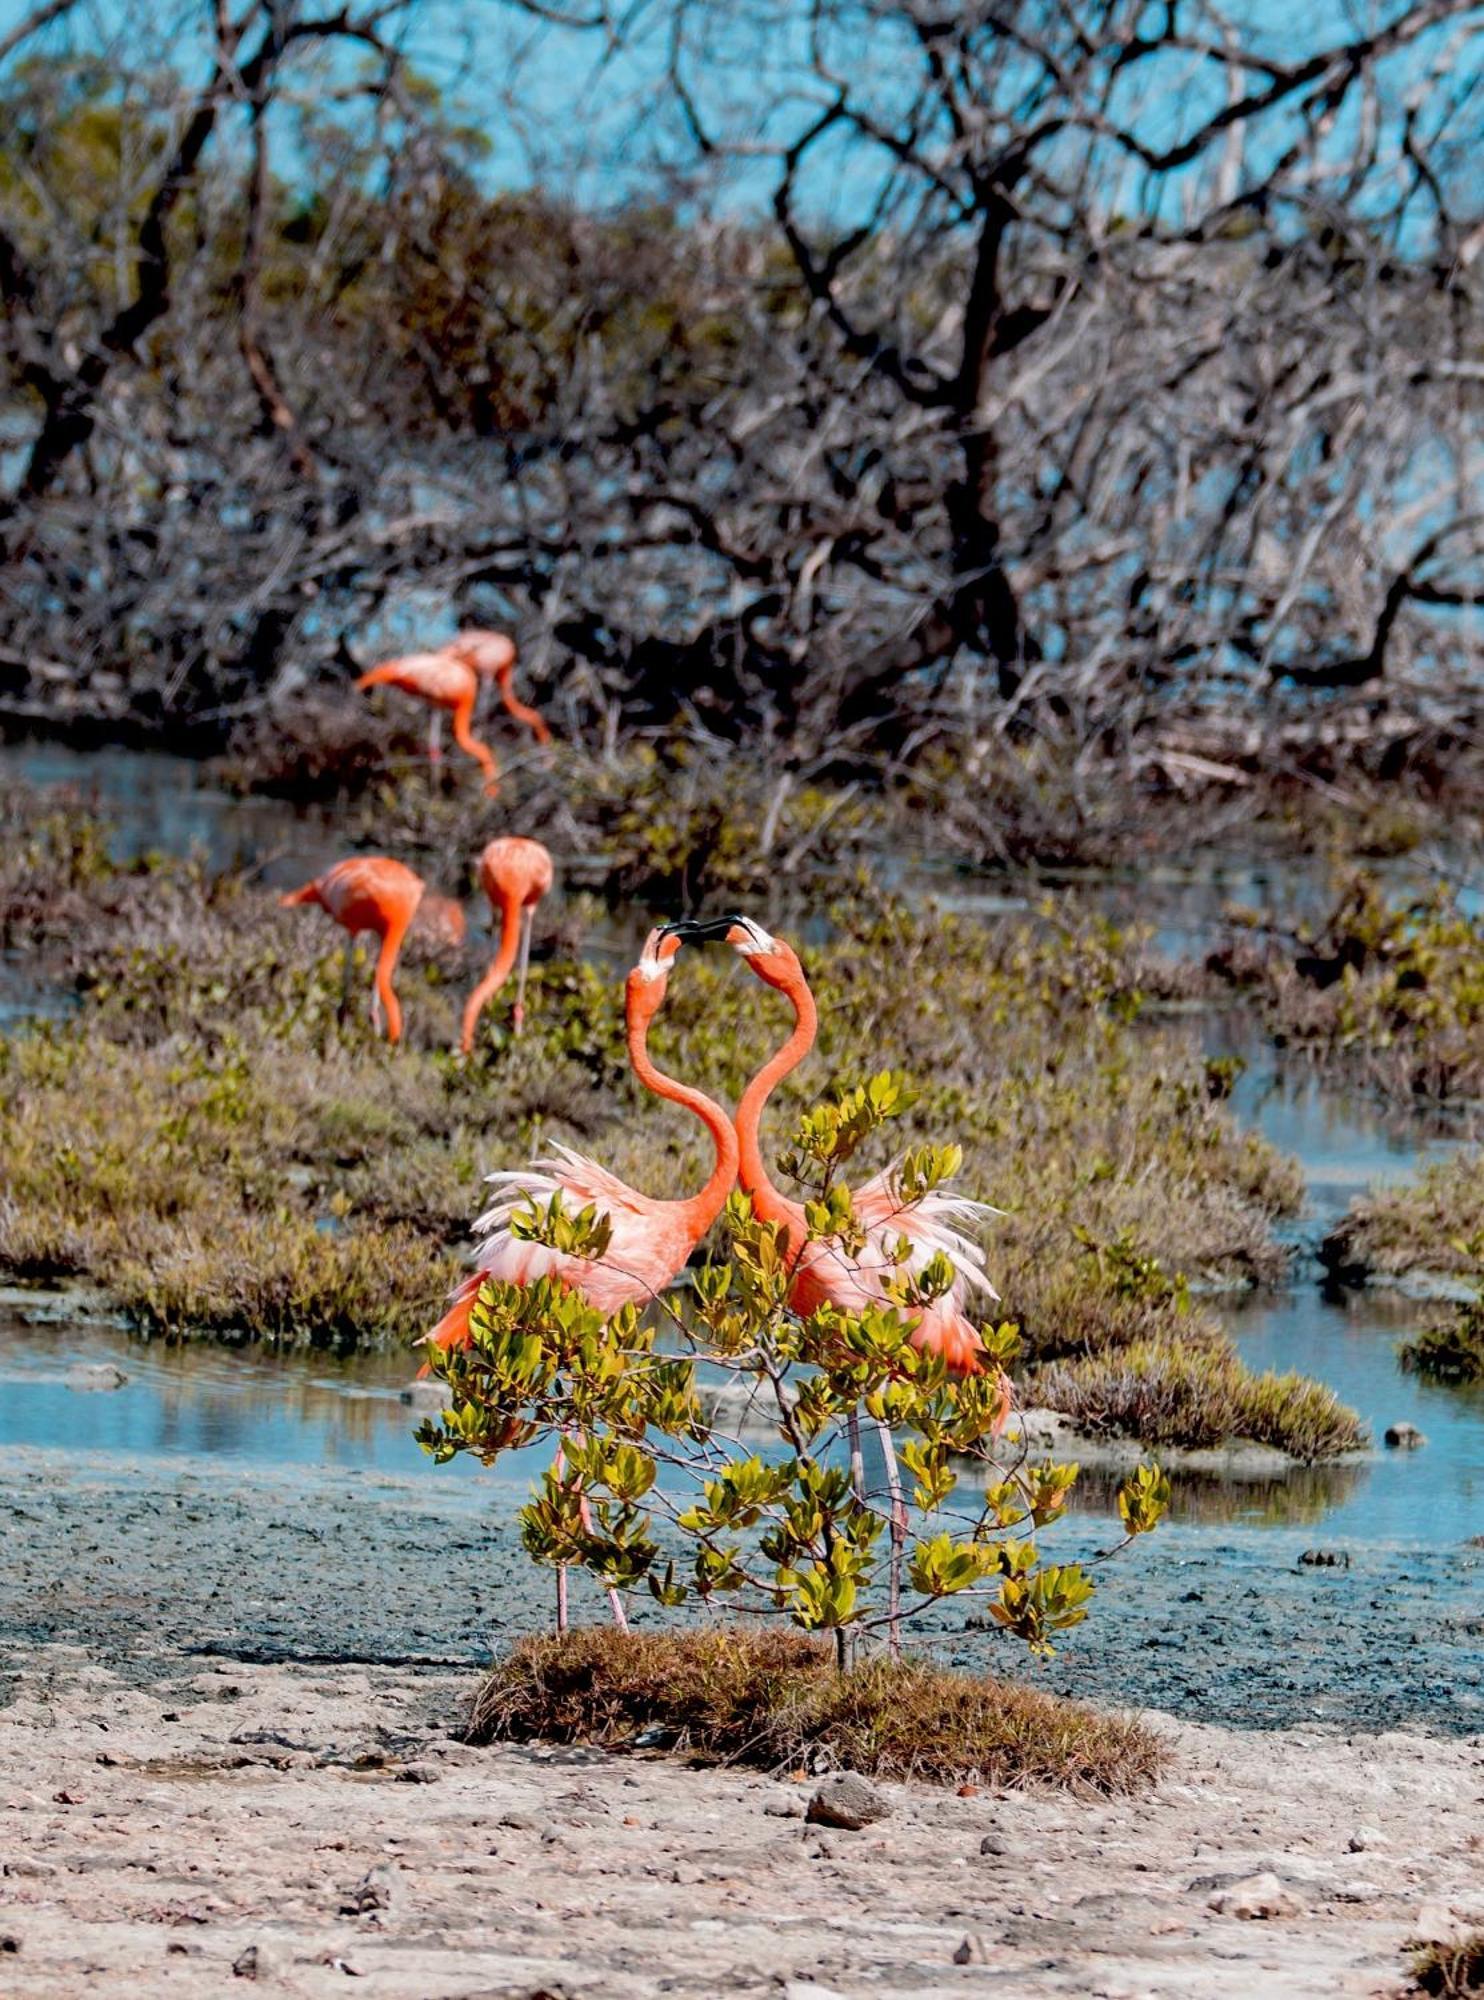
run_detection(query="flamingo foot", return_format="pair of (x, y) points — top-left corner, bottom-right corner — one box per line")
(511, 1001), (526, 1037)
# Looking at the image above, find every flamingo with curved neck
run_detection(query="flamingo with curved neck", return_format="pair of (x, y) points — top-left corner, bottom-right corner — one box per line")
(280, 856), (425, 1044)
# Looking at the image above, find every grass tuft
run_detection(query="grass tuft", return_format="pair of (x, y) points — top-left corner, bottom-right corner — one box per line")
(469, 1626), (1165, 1795)
(1030, 1336), (1368, 1460)
(1399, 1307), (1484, 1385)
(1407, 1934), (1484, 1998)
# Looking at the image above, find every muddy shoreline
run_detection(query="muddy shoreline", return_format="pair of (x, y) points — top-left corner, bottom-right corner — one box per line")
(1, 1645), (1481, 2000)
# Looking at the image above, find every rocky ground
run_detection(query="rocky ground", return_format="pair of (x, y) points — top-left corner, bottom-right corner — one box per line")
(1, 1648), (1481, 1999)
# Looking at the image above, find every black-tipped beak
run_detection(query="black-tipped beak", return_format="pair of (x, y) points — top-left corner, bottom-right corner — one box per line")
(659, 914), (744, 942)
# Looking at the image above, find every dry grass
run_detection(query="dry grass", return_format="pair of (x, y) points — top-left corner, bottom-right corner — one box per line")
(1407, 1934), (1484, 1998)
(1323, 1154), (1484, 1282)
(468, 1627), (1165, 1794)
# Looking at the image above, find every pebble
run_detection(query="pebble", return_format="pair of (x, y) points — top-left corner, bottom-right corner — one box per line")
(1206, 1872), (1304, 1919)
(953, 1933), (991, 1963)
(1384, 1422), (1427, 1449)
(805, 1772), (890, 1832)
(1347, 1826), (1385, 1852)
(232, 1941), (283, 1979)
(393, 1763), (439, 1784)
(65, 1363), (127, 1392)
(979, 1834), (1008, 1856)
(764, 1793), (806, 1819)
(342, 1865), (395, 1914)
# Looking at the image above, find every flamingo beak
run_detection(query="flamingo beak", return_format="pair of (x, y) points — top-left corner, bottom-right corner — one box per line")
(659, 914), (745, 943)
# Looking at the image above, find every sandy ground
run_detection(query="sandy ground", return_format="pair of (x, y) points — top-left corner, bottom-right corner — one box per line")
(0, 1648), (1480, 2000)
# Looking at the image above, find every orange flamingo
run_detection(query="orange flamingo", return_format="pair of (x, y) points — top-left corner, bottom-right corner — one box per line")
(447, 630), (553, 748)
(668, 911), (1007, 1656)
(427, 924), (739, 1630)
(667, 915), (1001, 1378)
(280, 857), (424, 1044)
(355, 649), (500, 793)
(460, 836), (554, 1054)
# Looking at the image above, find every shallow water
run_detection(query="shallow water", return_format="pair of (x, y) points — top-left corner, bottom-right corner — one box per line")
(4, 741), (1484, 1721)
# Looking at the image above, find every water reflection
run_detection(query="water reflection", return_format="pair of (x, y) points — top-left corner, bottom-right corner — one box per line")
(1068, 1460), (1368, 1529)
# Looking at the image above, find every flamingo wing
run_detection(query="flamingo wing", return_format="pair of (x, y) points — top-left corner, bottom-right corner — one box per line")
(851, 1161), (1001, 1300)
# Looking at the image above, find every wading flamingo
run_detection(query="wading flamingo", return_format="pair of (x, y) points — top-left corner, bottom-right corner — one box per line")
(666, 915), (1001, 1378)
(280, 856), (425, 1044)
(425, 925), (739, 1630)
(447, 630), (552, 749)
(460, 836), (554, 1054)
(355, 649), (500, 793)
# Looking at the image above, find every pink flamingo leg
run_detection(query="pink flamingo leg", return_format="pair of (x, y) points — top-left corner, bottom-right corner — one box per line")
(512, 907), (534, 1037)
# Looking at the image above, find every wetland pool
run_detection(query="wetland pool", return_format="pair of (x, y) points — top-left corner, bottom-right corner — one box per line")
(2, 740), (1482, 1725)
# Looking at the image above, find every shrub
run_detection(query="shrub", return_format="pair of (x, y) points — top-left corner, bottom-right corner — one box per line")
(471, 1626), (1165, 1793)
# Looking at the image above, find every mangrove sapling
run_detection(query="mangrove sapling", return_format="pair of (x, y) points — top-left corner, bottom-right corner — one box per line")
(416, 1080), (1171, 1665)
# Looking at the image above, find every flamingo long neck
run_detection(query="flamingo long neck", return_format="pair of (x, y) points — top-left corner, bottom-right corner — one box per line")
(460, 888), (523, 1053)
(625, 1004), (739, 1237)
(496, 667), (553, 746)
(451, 692), (498, 788)
(374, 919), (408, 1043)
(736, 969), (817, 1234)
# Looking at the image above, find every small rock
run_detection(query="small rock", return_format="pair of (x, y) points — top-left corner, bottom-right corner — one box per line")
(763, 1793), (806, 1819)
(1, 1935), (20, 1955)
(4, 1859), (56, 1878)
(394, 1764), (439, 1785)
(953, 1934), (990, 1964)
(1385, 1422), (1426, 1449)
(1347, 1826), (1386, 1852)
(232, 1942), (283, 1980)
(65, 1362), (127, 1392)
(341, 1865), (395, 1915)
(979, 1834), (1008, 1856)
(805, 1772), (890, 1832)
(1207, 1872), (1304, 1920)
(497, 1811), (541, 1831)
(1298, 1549), (1350, 1568)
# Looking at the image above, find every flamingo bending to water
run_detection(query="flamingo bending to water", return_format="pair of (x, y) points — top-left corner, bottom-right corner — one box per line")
(280, 856), (425, 1044)
(355, 650), (499, 793)
(447, 630), (552, 748)
(460, 836), (554, 1053)
(427, 925), (738, 1629)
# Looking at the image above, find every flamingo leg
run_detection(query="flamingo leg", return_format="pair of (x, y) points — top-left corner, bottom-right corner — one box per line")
(553, 1443), (571, 1635)
(427, 710), (444, 765)
(512, 906), (534, 1037)
(874, 1417), (906, 1660)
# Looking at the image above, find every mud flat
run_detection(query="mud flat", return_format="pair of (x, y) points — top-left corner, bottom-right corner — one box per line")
(1, 1647), (1481, 2000)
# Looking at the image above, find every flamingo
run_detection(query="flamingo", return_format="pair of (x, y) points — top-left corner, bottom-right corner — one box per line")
(460, 836), (554, 1054)
(355, 649), (500, 793)
(426, 924), (739, 1628)
(667, 911), (1009, 1655)
(280, 857), (425, 1044)
(665, 915), (1001, 1378)
(447, 630), (553, 749)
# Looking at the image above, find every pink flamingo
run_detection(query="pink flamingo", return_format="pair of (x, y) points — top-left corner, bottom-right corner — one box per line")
(447, 630), (553, 748)
(668, 915), (1001, 1377)
(280, 857), (425, 1044)
(355, 650), (500, 793)
(426, 925), (739, 1627)
(355, 630), (550, 794)
(460, 836), (554, 1054)
(668, 912), (1008, 1654)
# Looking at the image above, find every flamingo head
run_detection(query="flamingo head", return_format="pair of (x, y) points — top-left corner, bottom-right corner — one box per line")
(449, 629), (517, 679)
(626, 925), (684, 1024)
(660, 913), (803, 994)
